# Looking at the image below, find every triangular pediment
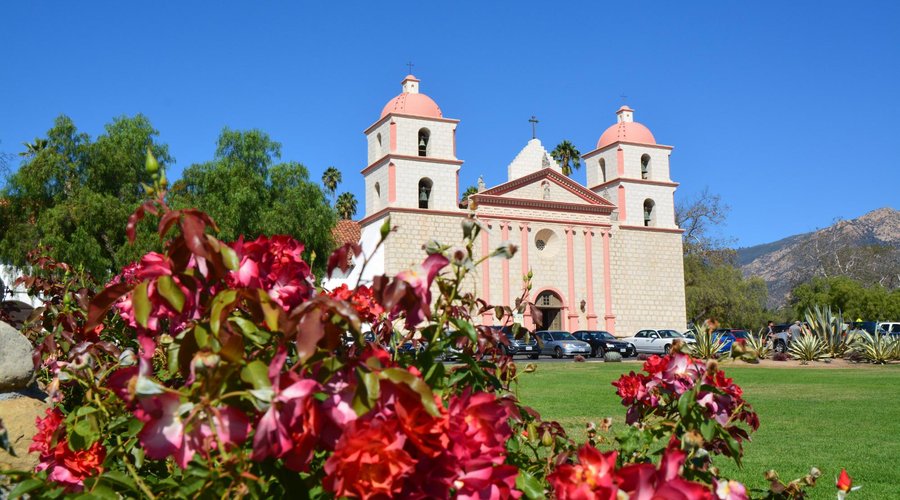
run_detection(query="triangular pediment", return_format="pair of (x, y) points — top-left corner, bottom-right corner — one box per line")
(472, 168), (616, 215)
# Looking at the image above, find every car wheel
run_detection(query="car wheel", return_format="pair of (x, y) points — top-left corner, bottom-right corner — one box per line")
(774, 340), (786, 354)
(554, 347), (563, 359)
(596, 346), (605, 358)
(664, 344), (671, 354)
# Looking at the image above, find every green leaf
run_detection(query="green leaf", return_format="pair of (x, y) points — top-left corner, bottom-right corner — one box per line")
(231, 317), (271, 345)
(133, 280), (150, 329)
(451, 317), (478, 343)
(351, 369), (380, 414)
(100, 470), (138, 492)
(210, 289), (238, 335)
(515, 469), (547, 499)
(157, 275), (185, 313)
(380, 216), (392, 241)
(8, 478), (46, 498)
(220, 244), (239, 271)
(677, 389), (693, 418)
(700, 419), (715, 441)
(381, 368), (440, 416)
(241, 360), (272, 391)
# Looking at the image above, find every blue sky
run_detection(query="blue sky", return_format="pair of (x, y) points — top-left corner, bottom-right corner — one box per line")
(1, 1), (898, 247)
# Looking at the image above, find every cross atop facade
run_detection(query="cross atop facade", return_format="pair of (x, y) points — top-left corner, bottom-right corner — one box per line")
(529, 115), (539, 139)
(406, 62), (415, 74)
(620, 94), (628, 104)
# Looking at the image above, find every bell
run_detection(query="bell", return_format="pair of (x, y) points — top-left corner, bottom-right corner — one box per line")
(419, 137), (427, 148)
(419, 187), (429, 202)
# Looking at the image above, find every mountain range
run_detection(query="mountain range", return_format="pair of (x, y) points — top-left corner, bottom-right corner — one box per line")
(736, 207), (900, 307)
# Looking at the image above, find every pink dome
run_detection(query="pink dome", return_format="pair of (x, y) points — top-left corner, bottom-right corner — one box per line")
(596, 121), (656, 149)
(380, 92), (443, 119)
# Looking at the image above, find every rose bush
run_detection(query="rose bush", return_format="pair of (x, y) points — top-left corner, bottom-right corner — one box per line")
(2, 153), (844, 499)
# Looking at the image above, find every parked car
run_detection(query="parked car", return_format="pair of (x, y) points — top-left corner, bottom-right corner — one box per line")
(492, 325), (540, 358)
(850, 321), (887, 335)
(711, 329), (752, 353)
(877, 322), (900, 336)
(535, 330), (592, 358)
(620, 329), (696, 354)
(572, 330), (637, 358)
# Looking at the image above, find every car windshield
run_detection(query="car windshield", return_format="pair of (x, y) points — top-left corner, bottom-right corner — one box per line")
(659, 330), (683, 338)
(553, 332), (576, 341)
(596, 332), (616, 340)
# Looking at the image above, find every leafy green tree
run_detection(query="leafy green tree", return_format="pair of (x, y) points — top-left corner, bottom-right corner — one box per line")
(550, 140), (581, 177)
(790, 276), (900, 321)
(335, 192), (357, 220)
(171, 128), (337, 273)
(322, 166), (342, 205)
(684, 253), (768, 328)
(0, 115), (171, 278)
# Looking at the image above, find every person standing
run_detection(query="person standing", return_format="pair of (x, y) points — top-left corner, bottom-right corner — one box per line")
(789, 321), (802, 341)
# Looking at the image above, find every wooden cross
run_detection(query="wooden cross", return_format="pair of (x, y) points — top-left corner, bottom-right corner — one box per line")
(529, 116), (539, 139)
(406, 62), (415, 74)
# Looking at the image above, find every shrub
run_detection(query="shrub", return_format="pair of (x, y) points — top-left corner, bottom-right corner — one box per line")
(743, 331), (771, 360)
(804, 304), (851, 358)
(789, 334), (827, 363)
(772, 352), (791, 362)
(2, 152), (824, 499)
(849, 331), (899, 364)
(603, 351), (622, 362)
(637, 353), (651, 361)
(686, 324), (728, 360)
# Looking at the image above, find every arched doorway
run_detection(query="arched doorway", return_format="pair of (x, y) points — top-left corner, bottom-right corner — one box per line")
(535, 290), (563, 331)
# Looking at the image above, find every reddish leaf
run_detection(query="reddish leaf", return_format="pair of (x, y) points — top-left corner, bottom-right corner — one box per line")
(127, 200), (158, 243)
(326, 243), (362, 278)
(181, 212), (212, 261)
(157, 210), (181, 240)
(85, 283), (132, 331)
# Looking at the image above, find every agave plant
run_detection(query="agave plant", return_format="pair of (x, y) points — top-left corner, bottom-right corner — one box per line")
(804, 305), (851, 358)
(849, 331), (899, 364)
(687, 324), (729, 360)
(789, 334), (827, 363)
(743, 330), (771, 360)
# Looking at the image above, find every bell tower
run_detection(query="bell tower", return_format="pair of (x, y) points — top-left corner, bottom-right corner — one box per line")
(582, 106), (678, 229)
(361, 75), (463, 216)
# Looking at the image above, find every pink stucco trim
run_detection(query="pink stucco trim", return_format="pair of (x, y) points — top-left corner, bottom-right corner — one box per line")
(481, 226), (492, 324)
(388, 163), (396, 203)
(359, 207), (466, 227)
(581, 142), (674, 160)
(472, 195), (615, 215)
(479, 168), (615, 207)
(616, 147), (625, 176)
(565, 227), (577, 331)
(601, 230), (615, 334)
(617, 185), (627, 221)
(619, 225), (684, 234)
(583, 228), (596, 329)
(389, 121), (397, 153)
(361, 153), (464, 175)
(363, 114), (460, 135)
(589, 178), (680, 191)
(501, 222), (510, 308)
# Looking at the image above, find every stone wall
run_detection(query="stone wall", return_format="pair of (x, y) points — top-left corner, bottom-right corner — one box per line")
(609, 227), (686, 337)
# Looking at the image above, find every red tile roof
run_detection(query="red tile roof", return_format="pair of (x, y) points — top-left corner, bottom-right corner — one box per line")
(332, 220), (361, 246)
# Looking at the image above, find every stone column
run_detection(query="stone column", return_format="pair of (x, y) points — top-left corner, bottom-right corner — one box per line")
(480, 220), (492, 325)
(501, 221), (510, 309)
(565, 226), (578, 331)
(601, 229), (616, 334)
(583, 227), (597, 329)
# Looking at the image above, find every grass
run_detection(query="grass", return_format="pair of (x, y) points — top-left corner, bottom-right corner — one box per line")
(516, 361), (900, 499)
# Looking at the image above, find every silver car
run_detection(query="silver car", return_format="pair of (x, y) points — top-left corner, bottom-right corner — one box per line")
(535, 330), (592, 358)
(621, 329), (695, 354)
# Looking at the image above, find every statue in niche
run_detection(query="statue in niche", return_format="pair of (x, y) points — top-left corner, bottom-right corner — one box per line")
(542, 181), (550, 200)
(477, 175), (485, 192)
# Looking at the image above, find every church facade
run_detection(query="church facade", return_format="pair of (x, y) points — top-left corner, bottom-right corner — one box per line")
(346, 75), (686, 337)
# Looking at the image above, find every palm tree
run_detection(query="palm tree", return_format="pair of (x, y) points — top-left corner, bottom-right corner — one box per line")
(19, 138), (49, 157)
(551, 140), (582, 177)
(461, 185), (478, 203)
(335, 192), (358, 220)
(321, 166), (342, 205)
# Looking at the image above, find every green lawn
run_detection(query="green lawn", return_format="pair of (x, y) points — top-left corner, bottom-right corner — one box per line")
(516, 361), (900, 499)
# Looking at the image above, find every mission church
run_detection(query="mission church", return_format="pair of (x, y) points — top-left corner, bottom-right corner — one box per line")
(329, 74), (686, 337)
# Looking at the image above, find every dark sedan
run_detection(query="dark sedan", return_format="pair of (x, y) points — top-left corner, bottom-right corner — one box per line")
(491, 325), (540, 358)
(572, 330), (637, 358)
